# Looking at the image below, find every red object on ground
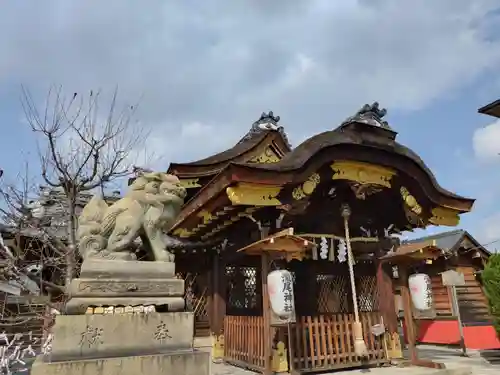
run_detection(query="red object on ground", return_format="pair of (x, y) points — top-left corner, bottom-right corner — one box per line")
(402, 319), (500, 350)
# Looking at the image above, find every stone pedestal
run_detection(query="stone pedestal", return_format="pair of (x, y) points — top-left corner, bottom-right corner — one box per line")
(66, 259), (185, 314)
(31, 313), (209, 375)
(31, 259), (210, 375)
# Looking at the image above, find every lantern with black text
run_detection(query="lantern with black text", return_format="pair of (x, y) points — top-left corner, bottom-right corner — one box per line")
(267, 270), (295, 320)
(408, 273), (433, 311)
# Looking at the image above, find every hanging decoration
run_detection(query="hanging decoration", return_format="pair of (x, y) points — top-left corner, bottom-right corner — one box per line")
(319, 237), (328, 259)
(311, 244), (318, 260)
(341, 204), (368, 356)
(304, 236), (337, 262)
(337, 239), (347, 263)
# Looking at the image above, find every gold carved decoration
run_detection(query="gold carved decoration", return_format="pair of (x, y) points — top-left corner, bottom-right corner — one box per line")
(349, 183), (383, 200)
(211, 334), (224, 361)
(429, 207), (460, 227)
(400, 186), (422, 215)
(272, 341), (288, 373)
(172, 228), (193, 238)
(330, 161), (396, 188)
(197, 210), (215, 224)
(292, 173), (321, 200)
(248, 147), (281, 164)
(285, 252), (306, 262)
(179, 178), (201, 189)
(386, 332), (403, 359)
(226, 183), (282, 206)
(201, 207), (259, 240)
(174, 206), (257, 239)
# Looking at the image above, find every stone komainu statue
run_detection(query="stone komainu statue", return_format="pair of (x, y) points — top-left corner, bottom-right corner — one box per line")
(77, 172), (187, 261)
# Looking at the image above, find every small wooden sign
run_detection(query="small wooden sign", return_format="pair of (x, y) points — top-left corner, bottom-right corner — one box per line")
(441, 270), (465, 286)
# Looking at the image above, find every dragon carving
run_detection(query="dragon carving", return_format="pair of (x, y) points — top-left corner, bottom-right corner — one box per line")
(77, 172), (187, 262)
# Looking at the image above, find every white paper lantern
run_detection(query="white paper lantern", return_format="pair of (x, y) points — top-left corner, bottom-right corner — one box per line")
(408, 273), (433, 311)
(267, 270), (295, 318)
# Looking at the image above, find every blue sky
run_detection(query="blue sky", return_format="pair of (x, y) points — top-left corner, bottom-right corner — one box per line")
(1, 1), (500, 247)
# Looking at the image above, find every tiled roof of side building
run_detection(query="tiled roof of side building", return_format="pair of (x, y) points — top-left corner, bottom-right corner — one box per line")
(403, 229), (490, 255)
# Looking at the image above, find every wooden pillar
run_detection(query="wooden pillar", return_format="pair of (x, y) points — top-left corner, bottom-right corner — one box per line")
(376, 254), (403, 360)
(211, 253), (226, 362)
(206, 265), (213, 332)
(375, 253), (403, 359)
(376, 259), (398, 333)
(398, 265), (418, 362)
(398, 263), (445, 369)
(261, 251), (273, 375)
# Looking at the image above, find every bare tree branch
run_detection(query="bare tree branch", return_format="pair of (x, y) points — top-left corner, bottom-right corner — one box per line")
(0, 168), (66, 279)
(0, 86), (148, 340)
(16, 85), (147, 286)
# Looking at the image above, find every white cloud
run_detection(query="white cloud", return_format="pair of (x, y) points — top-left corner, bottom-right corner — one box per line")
(2, 1), (500, 243)
(0, 0), (499, 166)
(180, 122), (213, 138)
(473, 119), (500, 161)
(475, 212), (500, 249)
(135, 121), (243, 170)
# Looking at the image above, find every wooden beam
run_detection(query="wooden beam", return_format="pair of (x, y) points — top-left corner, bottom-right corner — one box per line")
(398, 266), (418, 363)
(213, 254), (226, 335)
(261, 251), (272, 375)
(237, 229), (314, 255)
(376, 254), (397, 334)
(211, 253), (226, 363)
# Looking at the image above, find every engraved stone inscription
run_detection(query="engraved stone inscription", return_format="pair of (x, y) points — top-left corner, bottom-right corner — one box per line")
(78, 281), (175, 294)
(153, 322), (172, 343)
(79, 326), (104, 348)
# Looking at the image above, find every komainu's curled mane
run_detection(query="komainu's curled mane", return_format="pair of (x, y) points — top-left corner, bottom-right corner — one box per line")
(77, 172), (186, 261)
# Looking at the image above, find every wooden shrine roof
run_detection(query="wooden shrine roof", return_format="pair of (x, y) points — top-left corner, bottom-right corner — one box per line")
(166, 111), (292, 201)
(478, 98), (500, 119)
(381, 229), (489, 265)
(226, 122), (470, 206)
(379, 240), (441, 263)
(403, 229), (490, 260)
(169, 102), (475, 241)
(168, 111), (292, 177)
(237, 228), (315, 255)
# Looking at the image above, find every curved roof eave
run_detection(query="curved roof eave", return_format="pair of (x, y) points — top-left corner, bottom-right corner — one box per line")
(168, 111), (292, 173)
(171, 103), (474, 231)
(230, 128), (474, 212)
(169, 132), (268, 170)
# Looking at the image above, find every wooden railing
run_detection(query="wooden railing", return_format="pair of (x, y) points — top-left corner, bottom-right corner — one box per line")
(224, 315), (268, 371)
(224, 312), (387, 373)
(290, 312), (387, 372)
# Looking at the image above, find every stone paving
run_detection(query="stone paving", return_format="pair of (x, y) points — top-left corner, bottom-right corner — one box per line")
(202, 345), (500, 375)
(410, 346), (499, 375)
